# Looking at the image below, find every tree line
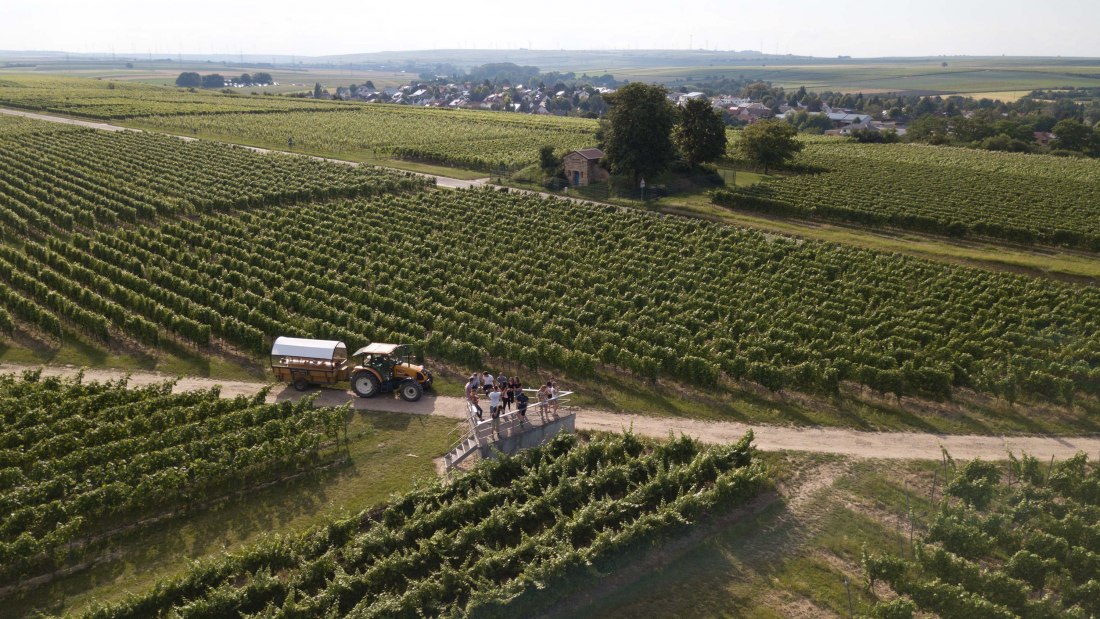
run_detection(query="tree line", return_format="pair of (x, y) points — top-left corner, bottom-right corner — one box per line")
(175, 72), (273, 88)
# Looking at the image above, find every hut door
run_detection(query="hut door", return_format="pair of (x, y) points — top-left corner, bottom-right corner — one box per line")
(572, 170), (581, 186)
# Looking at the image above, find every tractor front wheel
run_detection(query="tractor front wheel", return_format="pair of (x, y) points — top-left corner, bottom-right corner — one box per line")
(398, 379), (423, 402)
(351, 371), (381, 398)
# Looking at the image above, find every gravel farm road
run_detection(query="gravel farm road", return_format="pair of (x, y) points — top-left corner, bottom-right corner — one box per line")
(4, 363), (1098, 462)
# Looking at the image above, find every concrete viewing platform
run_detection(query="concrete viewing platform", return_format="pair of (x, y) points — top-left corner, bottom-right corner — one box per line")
(443, 393), (577, 471)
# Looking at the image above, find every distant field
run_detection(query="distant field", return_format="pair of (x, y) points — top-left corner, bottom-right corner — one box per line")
(0, 61), (414, 92)
(611, 59), (1100, 96)
(130, 107), (598, 169)
(720, 136), (1100, 251)
(0, 74), (596, 169)
(0, 73), (356, 118)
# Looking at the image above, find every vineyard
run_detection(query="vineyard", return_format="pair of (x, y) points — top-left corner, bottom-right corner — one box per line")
(0, 74), (354, 119)
(0, 117), (427, 235)
(132, 107), (598, 169)
(718, 137), (1100, 251)
(0, 370), (345, 582)
(0, 74), (598, 170)
(863, 452), (1100, 617)
(0, 126), (1097, 405)
(80, 431), (767, 618)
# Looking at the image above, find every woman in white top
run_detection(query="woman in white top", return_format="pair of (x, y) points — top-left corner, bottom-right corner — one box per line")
(550, 381), (560, 415)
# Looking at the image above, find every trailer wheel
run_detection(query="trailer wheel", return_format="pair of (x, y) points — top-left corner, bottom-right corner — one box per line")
(293, 378), (311, 392)
(351, 370), (380, 398)
(399, 379), (423, 402)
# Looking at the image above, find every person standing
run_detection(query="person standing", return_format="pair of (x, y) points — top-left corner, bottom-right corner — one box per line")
(550, 380), (560, 415)
(489, 385), (502, 437)
(482, 371), (495, 395)
(537, 382), (550, 419)
(515, 382), (528, 425)
(465, 374), (483, 421)
(501, 379), (513, 413)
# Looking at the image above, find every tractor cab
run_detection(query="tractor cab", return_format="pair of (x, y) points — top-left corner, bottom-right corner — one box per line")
(349, 343), (433, 401)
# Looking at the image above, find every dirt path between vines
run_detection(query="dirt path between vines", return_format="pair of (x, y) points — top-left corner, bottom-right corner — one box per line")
(6, 363), (1099, 461)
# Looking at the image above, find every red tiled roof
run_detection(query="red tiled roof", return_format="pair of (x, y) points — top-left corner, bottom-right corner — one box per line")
(574, 148), (605, 160)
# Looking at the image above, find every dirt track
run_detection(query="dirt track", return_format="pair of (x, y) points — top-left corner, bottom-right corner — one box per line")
(6, 363), (1098, 462)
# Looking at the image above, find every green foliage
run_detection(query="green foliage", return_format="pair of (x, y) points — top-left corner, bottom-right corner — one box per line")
(538, 144), (560, 175)
(1004, 550), (1047, 591)
(675, 98), (727, 167)
(736, 119), (804, 174)
(0, 74), (357, 119)
(786, 110), (834, 134)
(1052, 118), (1095, 153)
(0, 372), (343, 581)
(3, 118), (1098, 405)
(948, 460), (1002, 510)
(143, 107), (596, 170)
(603, 82), (677, 181)
(869, 597), (915, 619)
(175, 72), (201, 88)
(722, 136), (1100, 250)
(80, 432), (767, 618)
(863, 452), (1100, 618)
(200, 74), (226, 89)
(850, 128), (900, 143)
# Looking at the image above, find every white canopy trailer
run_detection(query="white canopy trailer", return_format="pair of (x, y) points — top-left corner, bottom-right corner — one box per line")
(270, 337), (349, 391)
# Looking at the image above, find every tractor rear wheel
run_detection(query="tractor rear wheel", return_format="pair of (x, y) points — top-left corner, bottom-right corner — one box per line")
(351, 371), (381, 398)
(398, 379), (423, 402)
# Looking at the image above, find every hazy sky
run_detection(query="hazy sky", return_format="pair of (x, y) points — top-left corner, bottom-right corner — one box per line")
(3, 0), (1099, 58)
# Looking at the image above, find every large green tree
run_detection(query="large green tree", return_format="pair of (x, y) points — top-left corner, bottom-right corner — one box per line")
(1052, 118), (1094, 152)
(676, 98), (728, 167)
(737, 120), (803, 174)
(603, 83), (677, 182)
(174, 72), (201, 88)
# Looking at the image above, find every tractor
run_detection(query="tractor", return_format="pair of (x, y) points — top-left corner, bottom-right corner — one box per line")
(348, 342), (433, 402)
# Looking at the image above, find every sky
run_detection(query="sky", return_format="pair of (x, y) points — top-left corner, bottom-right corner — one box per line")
(3, 0), (1099, 59)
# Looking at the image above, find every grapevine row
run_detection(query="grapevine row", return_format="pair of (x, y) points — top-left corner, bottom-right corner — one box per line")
(721, 137), (1100, 251)
(82, 431), (767, 618)
(863, 453), (1100, 618)
(0, 371), (345, 581)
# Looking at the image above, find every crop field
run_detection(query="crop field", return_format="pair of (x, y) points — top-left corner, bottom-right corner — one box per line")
(0, 74), (353, 119)
(130, 107), (598, 169)
(862, 453), (1100, 617)
(0, 370), (344, 583)
(1, 120), (1098, 412)
(78, 431), (767, 618)
(615, 59), (1100, 95)
(1, 56), (1099, 619)
(0, 116), (426, 234)
(719, 137), (1100, 251)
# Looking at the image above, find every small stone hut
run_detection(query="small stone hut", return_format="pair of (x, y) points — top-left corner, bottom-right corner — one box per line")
(562, 148), (609, 186)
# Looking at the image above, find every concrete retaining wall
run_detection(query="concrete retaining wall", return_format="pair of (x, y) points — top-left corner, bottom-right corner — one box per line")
(479, 413), (576, 459)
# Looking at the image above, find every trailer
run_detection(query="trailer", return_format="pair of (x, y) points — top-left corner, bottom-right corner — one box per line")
(270, 337), (348, 392)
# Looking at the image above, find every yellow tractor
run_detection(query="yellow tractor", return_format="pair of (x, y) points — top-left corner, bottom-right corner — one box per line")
(348, 342), (433, 402)
(270, 338), (432, 402)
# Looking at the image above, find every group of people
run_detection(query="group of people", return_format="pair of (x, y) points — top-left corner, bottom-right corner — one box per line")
(465, 371), (561, 437)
